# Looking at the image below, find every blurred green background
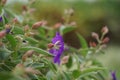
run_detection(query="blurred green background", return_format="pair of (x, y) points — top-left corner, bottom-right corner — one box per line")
(3, 0), (120, 79)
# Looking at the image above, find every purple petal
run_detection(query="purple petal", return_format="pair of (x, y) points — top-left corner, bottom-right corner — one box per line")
(53, 53), (61, 64)
(52, 32), (64, 44)
(0, 16), (2, 22)
(6, 28), (11, 34)
(49, 32), (64, 64)
(49, 49), (58, 55)
(111, 71), (117, 80)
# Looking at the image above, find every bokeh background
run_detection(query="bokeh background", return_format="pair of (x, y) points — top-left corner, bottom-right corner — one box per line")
(3, 0), (120, 79)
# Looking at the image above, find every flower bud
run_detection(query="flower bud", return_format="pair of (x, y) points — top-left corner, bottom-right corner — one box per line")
(92, 32), (99, 39)
(69, 21), (76, 26)
(61, 56), (69, 64)
(53, 23), (62, 29)
(0, 42), (3, 47)
(0, 30), (6, 38)
(13, 63), (24, 75)
(100, 44), (107, 49)
(5, 24), (11, 34)
(1, 0), (7, 5)
(5, 24), (11, 29)
(25, 67), (40, 74)
(22, 50), (34, 62)
(13, 18), (18, 23)
(15, 63), (24, 68)
(24, 25), (30, 32)
(32, 20), (47, 29)
(101, 26), (109, 34)
(22, 5), (28, 11)
(89, 41), (97, 47)
(102, 37), (109, 44)
(47, 43), (54, 49)
(28, 8), (36, 13)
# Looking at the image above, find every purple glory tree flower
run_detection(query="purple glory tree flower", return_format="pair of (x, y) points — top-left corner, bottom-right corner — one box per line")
(111, 71), (117, 80)
(0, 16), (2, 22)
(49, 32), (64, 64)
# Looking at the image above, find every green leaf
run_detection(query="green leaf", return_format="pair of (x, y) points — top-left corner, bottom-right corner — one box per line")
(20, 46), (53, 56)
(0, 47), (11, 60)
(1, 9), (8, 25)
(77, 72), (97, 79)
(76, 33), (88, 57)
(25, 37), (39, 44)
(34, 35), (50, 42)
(2, 15), (8, 24)
(29, 63), (44, 69)
(81, 67), (106, 74)
(38, 27), (46, 36)
(66, 56), (72, 68)
(88, 75), (98, 80)
(42, 59), (57, 73)
(60, 26), (75, 35)
(3, 8), (15, 17)
(72, 70), (81, 79)
(0, 72), (13, 80)
(63, 72), (71, 80)
(77, 67), (106, 79)
(13, 27), (24, 34)
(74, 54), (80, 69)
(6, 34), (17, 49)
(46, 70), (54, 80)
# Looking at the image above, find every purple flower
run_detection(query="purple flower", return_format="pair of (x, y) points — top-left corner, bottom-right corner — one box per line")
(49, 32), (64, 64)
(5, 28), (11, 34)
(0, 16), (2, 22)
(111, 71), (117, 80)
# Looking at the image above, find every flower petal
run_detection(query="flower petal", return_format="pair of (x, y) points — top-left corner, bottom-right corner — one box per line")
(49, 32), (64, 64)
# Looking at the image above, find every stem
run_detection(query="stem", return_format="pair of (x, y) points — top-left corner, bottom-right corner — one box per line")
(65, 14), (71, 25)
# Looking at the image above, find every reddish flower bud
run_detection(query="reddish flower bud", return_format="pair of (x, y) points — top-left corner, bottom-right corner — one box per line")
(24, 25), (30, 32)
(1, 0), (7, 5)
(101, 26), (109, 34)
(69, 21), (76, 26)
(22, 5), (28, 11)
(92, 32), (99, 39)
(28, 8), (36, 13)
(47, 43), (54, 49)
(5, 24), (11, 29)
(22, 50), (34, 62)
(32, 20), (47, 29)
(100, 44), (107, 49)
(89, 41), (97, 47)
(61, 55), (69, 64)
(0, 42), (3, 47)
(0, 30), (6, 38)
(53, 23), (62, 29)
(25, 67), (40, 74)
(102, 37), (109, 44)
(13, 18), (18, 23)
(15, 63), (24, 68)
